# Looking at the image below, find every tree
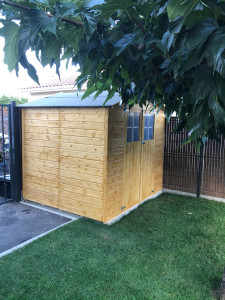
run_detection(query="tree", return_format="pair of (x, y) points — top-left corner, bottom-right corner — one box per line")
(0, 0), (225, 148)
(0, 95), (28, 105)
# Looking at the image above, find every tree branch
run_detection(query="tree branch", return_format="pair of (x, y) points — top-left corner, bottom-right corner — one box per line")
(1, 0), (83, 27)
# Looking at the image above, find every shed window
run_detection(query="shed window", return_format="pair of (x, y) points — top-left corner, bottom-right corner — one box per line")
(127, 113), (140, 142)
(144, 114), (155, 140)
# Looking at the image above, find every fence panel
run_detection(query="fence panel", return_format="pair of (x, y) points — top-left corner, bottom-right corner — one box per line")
(163, 117), (225, 199)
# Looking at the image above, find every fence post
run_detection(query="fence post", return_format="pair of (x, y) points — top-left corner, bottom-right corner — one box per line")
(196, 144), (204, 197)
(10, 101), (21, 201)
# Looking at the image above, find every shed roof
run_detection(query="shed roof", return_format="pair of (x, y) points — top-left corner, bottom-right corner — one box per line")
(18, 92), (121, 108)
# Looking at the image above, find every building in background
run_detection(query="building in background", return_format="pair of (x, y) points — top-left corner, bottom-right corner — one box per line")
(20, 73), (87, 101)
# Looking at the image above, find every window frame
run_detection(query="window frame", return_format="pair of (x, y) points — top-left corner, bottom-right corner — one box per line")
(126, 112), (140, 143)
(143, 113), (155, 141)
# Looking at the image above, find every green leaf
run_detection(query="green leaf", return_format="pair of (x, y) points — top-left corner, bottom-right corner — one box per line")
(99, 0), (134, 16)
(190, 66), (215, 103)
(184, 8), (216, 26)
(57, 2), (79, 17)
(208, 96), (225, 126)
(167, 0), (199, 21)
(19, 54), (39, 84)
(0, 21), (20, 71)
(121, 68), (129, 79)
(82, 82), (103, 99)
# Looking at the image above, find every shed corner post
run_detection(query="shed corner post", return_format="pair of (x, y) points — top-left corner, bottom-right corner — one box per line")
(102, 107), (109, 223)
(9, 101), (22, 202)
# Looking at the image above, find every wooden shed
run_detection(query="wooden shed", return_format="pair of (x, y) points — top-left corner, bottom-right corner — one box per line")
(20, 92), (165, 223)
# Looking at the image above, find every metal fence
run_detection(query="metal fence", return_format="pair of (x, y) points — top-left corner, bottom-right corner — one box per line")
(163, 117), (225, 199)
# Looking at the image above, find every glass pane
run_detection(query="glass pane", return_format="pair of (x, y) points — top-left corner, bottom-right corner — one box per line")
(127, 127), (133, 142)
(144, 115), (149, 128)
(134, 113), (139, 127)
(133, 127), (139, 141)
(149, 115), (154, 127)
(144, 127), (149, 140)
(127, 114), (133, 127)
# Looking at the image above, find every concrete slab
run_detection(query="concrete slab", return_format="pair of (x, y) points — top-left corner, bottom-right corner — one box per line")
(0, 202), (72, 254)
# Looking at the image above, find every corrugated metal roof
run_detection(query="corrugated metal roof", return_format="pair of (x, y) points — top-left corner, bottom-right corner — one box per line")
(18, 92), (121, 108)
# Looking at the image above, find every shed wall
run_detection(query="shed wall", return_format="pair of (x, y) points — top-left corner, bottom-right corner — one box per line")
(22, 107), (107, 221)
(104, 105), (165, 223)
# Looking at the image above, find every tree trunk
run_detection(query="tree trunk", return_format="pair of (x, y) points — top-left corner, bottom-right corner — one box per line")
(218, 268), (225, 300)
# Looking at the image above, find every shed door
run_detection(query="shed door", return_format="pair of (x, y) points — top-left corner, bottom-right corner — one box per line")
(140, 113), (155, 201)
(123, 110), (155, 210)
(123, 111), (141, 209)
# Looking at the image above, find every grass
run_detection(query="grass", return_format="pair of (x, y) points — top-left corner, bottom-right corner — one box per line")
(0, 193), (225, 300)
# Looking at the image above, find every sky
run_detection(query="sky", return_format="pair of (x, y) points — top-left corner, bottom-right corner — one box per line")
(0, 37), (78, 97)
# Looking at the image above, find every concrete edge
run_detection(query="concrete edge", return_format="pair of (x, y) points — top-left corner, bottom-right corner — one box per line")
(163, 188), (225, 204)
(0, 219), (74, 259)
(106, 190), (163, 225)
(22, 200), (81, 220)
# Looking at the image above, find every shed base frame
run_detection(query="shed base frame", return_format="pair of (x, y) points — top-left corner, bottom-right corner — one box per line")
(105, 190), (163, 225)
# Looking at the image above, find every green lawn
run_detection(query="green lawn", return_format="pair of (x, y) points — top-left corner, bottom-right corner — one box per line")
(1, 193), (225, 300)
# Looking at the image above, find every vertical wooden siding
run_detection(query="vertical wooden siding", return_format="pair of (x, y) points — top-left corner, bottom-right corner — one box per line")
(104, 106), (165, 223)
(153, 110), (166, 194)
(163, 117), (225, 198)
(22, 108), (106, 221)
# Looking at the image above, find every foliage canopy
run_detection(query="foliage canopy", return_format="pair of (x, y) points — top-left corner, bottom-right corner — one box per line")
(0, 94), (28, 105)
(1, 0), (225, 146)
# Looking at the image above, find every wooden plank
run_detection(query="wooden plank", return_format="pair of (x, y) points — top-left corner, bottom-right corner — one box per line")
(23, 144), (58, 155)
(60, 176), (102, 192)
(24, 151), (59, 162)
(60, 183), (103, 201)
(59, 142), (104, 154)
(59, 203), (102, 221)
(22, 109), (25, 193)
(59, 113), (105, 122)
(102, 108), (108, 222)
(25, 132), (60, 142)
(59, 135), (104, 146)
(60, 191), (102, 211)
(23, 187), (59, 203)
(107, 174), (123, 185)
(24, 157), (59, 169)
(23, 192), (59, 209)
(24, 126), (59, 135)
(60, 121), (103, 131)
(24, 139), (59, 148)
(24, 119), (59, 127)
(24, 164), (60, 176)
(24, 113), (59, 121)
(59, 128), (104, 138)
(60, 108), (105, 114)
(24, 181), (59, 196)
(108, 123), (124, 131)
(60, 162), (103, 176)
(60, 169), (103, 184)
(24, 169), (59, 183)
(24, 108), (59, 114)
(59, 156), (103, 169)
(59, 149), (104, 162)
(104, 106), (126, 222)
(24, 175), (59, 189)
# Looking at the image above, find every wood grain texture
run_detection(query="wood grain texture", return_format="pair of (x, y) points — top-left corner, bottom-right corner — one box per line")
(22, 106), (165, 223)
(104, 105), (165, 223)
(22, 107), (106, 220)
(104, 105), (126, 222)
